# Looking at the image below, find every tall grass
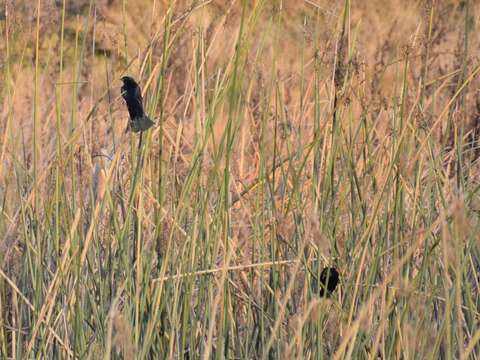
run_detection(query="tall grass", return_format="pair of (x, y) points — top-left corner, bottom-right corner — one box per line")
(1, 0), (480, 358)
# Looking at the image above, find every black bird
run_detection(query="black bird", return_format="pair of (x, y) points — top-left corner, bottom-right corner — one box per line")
(120, 76), (154, 133)
(318, 267), (340, 297)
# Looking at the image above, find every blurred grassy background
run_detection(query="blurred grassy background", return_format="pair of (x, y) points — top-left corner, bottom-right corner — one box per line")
(1, 0), (480, 358)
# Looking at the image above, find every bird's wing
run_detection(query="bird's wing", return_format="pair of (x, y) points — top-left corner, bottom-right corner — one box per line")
(135, 86), (143, 106)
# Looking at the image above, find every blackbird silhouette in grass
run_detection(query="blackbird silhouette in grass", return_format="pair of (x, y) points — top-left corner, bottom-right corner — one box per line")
(121, 76), (154, 133)
(318, 267), (340, 297)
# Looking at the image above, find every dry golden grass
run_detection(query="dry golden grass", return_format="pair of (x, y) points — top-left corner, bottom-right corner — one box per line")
(1, 0), (480, 358)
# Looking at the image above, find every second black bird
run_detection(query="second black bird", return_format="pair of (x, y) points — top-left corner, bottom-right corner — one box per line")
(121, 76), (154, 133)
(318, 267), (340, 297)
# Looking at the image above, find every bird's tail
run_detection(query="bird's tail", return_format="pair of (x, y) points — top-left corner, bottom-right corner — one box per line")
(128, 115), (154, 133)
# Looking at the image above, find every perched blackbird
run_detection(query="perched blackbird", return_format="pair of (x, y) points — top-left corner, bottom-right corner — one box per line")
(318, 267), (340, 297)
(120, 76), (154, 133)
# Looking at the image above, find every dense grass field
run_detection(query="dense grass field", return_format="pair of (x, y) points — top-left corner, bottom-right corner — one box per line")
(1, 0), (480, 358)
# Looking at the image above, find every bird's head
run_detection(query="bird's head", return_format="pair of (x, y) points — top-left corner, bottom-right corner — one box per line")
(121, 76), (138, 88)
